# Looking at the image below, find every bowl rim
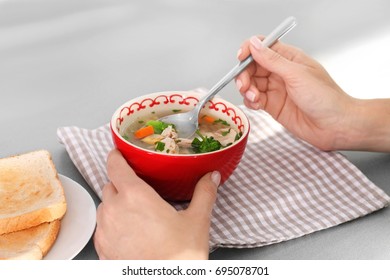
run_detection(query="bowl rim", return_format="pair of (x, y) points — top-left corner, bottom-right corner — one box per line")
(110, 90), (250, 157)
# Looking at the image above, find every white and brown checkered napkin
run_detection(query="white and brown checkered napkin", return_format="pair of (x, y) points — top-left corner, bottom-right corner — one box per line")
(57, 106), (390, 250)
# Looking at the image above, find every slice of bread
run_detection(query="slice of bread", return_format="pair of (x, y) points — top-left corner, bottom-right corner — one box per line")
(0, 150), (67, 235)
(0, 220), (61, 260)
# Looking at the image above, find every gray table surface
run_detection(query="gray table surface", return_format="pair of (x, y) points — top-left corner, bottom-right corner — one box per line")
(1, 0), (390, 260)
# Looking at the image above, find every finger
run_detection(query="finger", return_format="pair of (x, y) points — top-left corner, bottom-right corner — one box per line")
(98, 252), (108, 260)
(93, 227), (102, 257)
(252, 77), (269, 94)
(249, 36), (295, 78)
(261, 37), (304, 61)
(93, 228), (108, 260)
(94, 204), (106, 258)
(243, 82), (268, 109)
(237, 39), (250, 61)
(94, 203), (114, 260)
(243, 85), (259, 104)
(258, 90), (268, 109)
(101, 182), (117, 201)
(243, 96), (263, 111)
(236, 64), (255, 93)
(95, 202), (104, 227)
(237, 35), (265, 61)
(106, 149), (146, 192)
(186, 171), (220, 219)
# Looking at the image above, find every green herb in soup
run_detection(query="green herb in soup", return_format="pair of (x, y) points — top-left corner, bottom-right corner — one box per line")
(191, 131), (222, 153)
(122, 113), (240, 154)
(145, 120), (173, 134)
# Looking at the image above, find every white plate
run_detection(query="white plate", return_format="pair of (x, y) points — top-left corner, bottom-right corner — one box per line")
(44, 174), (97, 260)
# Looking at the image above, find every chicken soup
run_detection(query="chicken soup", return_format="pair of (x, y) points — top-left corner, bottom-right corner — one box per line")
(122, 110), (241, 154)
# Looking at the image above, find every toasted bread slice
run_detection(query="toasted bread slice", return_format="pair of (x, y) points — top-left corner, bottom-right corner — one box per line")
(0, 220), (61, 260)
(0, 150), (67, 235)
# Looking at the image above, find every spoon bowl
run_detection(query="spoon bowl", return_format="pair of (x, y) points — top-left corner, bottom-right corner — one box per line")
(159, 110), (198, 138)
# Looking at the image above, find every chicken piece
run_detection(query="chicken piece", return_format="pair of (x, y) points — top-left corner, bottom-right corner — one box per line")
(141, 134), (165, 145)
(176, 138), (193, 149)
(159, 137), (180, 154)
(161, 126), (178, 139)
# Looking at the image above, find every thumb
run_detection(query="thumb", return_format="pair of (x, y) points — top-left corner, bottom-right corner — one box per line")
(249, 36), (295, 78)
(186, 171), (221, 218)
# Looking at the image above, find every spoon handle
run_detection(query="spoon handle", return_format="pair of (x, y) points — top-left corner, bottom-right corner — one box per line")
(196, 16), (297, 113)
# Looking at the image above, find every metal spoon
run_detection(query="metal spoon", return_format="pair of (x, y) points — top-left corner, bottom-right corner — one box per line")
(160, 16), (297, 138)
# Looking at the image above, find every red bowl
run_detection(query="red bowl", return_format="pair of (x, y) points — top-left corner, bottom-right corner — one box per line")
(110, 91), (250, 201)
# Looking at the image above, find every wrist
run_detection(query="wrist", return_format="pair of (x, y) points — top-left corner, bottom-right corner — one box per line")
(338, 98), (390, 152)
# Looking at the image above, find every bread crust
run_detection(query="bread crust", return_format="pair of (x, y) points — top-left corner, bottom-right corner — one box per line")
(0, 204), (66, 235)
(0, 220), (61, 260)
(0, 150), (67, 235)
(39, 220), (61, 257)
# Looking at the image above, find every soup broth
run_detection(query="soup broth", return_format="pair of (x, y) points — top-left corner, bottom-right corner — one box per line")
(122, 110), (240, 154)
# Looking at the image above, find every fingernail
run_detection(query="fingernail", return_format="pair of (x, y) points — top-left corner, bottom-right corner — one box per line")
(250, 36), (263, 50)
(245, 90), (256, 102)
(236, 79), (242, 91)
(252, 102), (262, 110)
(211, 171), (221, 186)
(236, 48), (242, 59)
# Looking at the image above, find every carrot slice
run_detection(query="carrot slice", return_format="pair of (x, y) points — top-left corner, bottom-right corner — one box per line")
(134, 125), (154, 139)
(202, 115), (216, 123)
